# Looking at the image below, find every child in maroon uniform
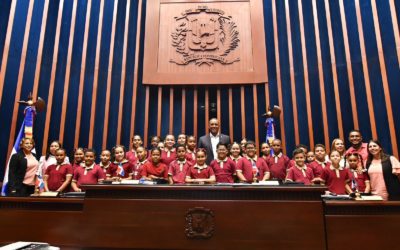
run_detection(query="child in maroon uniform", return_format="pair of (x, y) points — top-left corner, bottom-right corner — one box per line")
(308, 144), (331, 179)
(72, 149), (105, 192)
(161, 134), (177, 166)
(142, 148), (169, 182)
(169, 145), (192, 184)
(347, 153), (370, 193)
(306, 151), (315, 164)
(71, 148), (85, 170)
(177, 134), (187, 146)
(265, 139), (290, 180)
(185, 135), (197, 165)
(210, 143), (236, 183)
(126, 135), (144, 165)
(260, 142), (271, 163)
(321, 151), (351, 195)
(236, 141), (270, 183)
(229, 142), (242, 163)
(132, 146), (148, 180)
(185, 149), (216, 184)
(285, 149), (315, 185)
(99, 150), (111, 174)
(44, 148), (73, 192)
(107, 145), (133, 181)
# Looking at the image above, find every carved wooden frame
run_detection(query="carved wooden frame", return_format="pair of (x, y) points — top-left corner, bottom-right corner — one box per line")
(143, 0), (268, 85)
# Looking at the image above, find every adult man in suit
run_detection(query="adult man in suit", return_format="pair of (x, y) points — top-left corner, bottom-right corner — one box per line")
(198, 118), (231, 165)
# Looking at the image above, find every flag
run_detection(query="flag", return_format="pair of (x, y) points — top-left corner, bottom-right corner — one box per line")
(35, 174), (45, 192)
(1, 107), (36, 196)
(117, 163), (125, 177)
(265, 117), (275, 155)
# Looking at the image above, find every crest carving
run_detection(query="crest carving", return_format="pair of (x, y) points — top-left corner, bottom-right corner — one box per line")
(170, 6), (240, 66)
(185, 207), (215, 239)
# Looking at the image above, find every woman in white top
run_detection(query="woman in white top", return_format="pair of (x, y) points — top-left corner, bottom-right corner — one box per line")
(331, 138), (347, 168)
(37, 141), (69, 176)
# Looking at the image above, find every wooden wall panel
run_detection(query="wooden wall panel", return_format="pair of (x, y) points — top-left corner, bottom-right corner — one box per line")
(1, 0), (400, 175)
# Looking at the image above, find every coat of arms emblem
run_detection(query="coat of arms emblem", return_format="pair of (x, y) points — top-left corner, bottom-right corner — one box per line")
(185, 207), (215, 239)
(170, 6), (240, 66)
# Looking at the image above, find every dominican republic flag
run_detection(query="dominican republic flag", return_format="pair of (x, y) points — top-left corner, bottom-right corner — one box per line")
(265, 117), (275, 155)
(1, 106), (36, 196)
(117, 163), (125, 177)
(35, 174), (45, 192)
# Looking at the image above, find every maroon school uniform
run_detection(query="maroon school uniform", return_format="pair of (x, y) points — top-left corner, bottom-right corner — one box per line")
(73, 164), (105, 190)
(168, 159), (192, 184)
(126, 150), (138, 166)
(321, 166), (350, 194)
(141, 161), (169, 179)
(186, 165), (215, 180)
(161, 149), (177, 166)
(99, 162), (111, 175)
(132, 159), (148, 180)
(348, 169), (370, 193)
(45, 163), (73, 191)
(309, 160), (331, 178)
(266, 153), (290, 180)
(209, 158), (236, 183)
(107, 160), (134, 178)
(185, 150), (196, 165)
(72, 162), (84, 171)
(286, 165), (314, 185)
(237, 156), (270, 183)
(230, 156), (242, 164)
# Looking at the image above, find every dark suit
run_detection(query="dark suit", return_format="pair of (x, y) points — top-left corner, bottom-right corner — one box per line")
(7, 151), (37, 196)
(198, 134), (231, 165)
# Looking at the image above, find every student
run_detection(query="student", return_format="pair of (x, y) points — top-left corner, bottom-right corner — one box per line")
(157, 142), (165, 151)
(126, 135), (144, 165)
(347, 153), (370, 193)
(229, 142), (242, 163)
(331, 138), (347, 167)
(106, 145), (133, 181)
(185, 149), (216, 184)
(37, 140), (69, 177)
(265, 139), (290, 180)
(44, 148), (73, 192)
(306, 151), (315, 164)
(366, 140), (400, 200)
(132, 146), (148, 180)
(99, 150), (111, 174)
(320, 150), (351, 195)
(141, 147), (169, 182)
(71, 149), (105, 192)
(236, 141), (270, 183)
(177, 134), (187, 146)
(209, 143), (236, 183)
(185, 135), (197, 164)
(260, 142), (271, 162)
(161, 134), (177, 166)
(287, 144), (309, 169)
(168, 145), (192, 184)
(285, 149), (315, 185)
(71, 148), (85, 170)
(240, 138), (248, 157)
(150, 135), (161, 149)
(308, 144), (331, 178)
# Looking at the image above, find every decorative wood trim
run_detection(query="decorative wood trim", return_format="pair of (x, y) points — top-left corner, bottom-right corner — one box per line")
(389, 0), (400, 69)
(32, 0), (50, 100)
(157, 86), (162, 136)
(0, 0), (17, 107)
(7, 0), (35, 160)
(339, 0), (359, 130)
(272, 0), (286, 153)
(354, 0), (377, 139)
(116, 0), (131, 145)
(130, 0), (143, 140)
(240, 86), (246, 139)
(59, 0), (78, 144)
(42, 0), (65, 154)
(74, 0), (93, 148)
(102, 0), (119, 149)
(324, 0), (344, 140)
(228, 87), (233, 141)
(253, 84), (260, 155)
(312, 0), (330, 151)
(169, 87), (174, 134)
(298, 0), (314, 149)
(264, 83), (269, 113)
(371, 0), (398, 157)
(285, 0), (299, 145)
(181, 87), (186, 133)
(143, 86), (150, 148)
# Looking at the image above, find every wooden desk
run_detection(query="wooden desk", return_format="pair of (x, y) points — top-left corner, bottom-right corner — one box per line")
(0, 185), (326, 249)
(324, 200), (400, 250)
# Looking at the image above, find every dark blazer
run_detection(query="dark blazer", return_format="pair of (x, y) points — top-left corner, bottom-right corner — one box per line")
(198, 134), (231, 165)
(7, 151), (36, 196)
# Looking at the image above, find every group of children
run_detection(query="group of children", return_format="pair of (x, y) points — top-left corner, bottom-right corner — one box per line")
(39, 135), (369, 195)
